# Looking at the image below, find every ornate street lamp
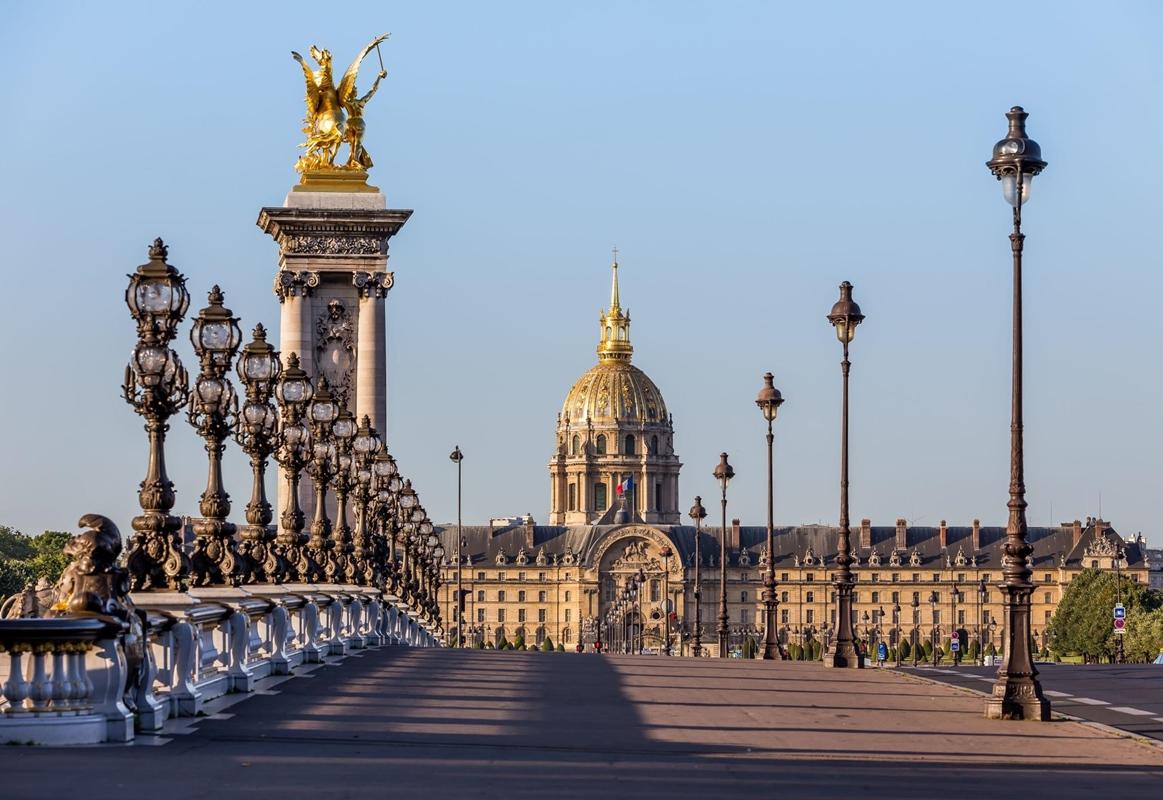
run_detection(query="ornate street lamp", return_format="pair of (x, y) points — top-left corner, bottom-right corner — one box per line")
(826, 280), (864, 669)
(755, 372), (785, 660)
(929, 591), (940, 667)
(450, 446), (464, 648)
(372, 455), (402, 592)
(187, 285), (243, 587)
(351, 415), (383, 585)
(123, 238), (191, 591)
(985, 106), (1050, 721)
(395, 480), (418, 598)
(689, 496), (707, 657)
(713, 453), (734, 658)
(893, 601), (902, 667)
(305, 378), (340, 582)
(235, 323), (282, 583)
(660, 545), (672, 656)
(331, 405), (358, 582)
(273, 352), (314, 581)
(911, 595), (920, 668)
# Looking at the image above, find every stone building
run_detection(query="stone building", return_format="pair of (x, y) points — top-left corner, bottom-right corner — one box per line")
(437, 259), (1149, 656)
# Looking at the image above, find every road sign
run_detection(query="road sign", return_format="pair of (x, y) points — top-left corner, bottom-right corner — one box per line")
(1114, 604), (1126, 620)
(950, 638), (960, 652)
(1114, 617), (1126, 631)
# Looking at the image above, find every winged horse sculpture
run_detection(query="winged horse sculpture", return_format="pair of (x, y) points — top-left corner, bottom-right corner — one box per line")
(292, 34), (389, 173)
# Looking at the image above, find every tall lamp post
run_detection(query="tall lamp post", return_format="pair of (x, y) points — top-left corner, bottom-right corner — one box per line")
(826, 281), (864, 668)
(450, 446), (464, 648)
(985, 106), (1050, 721)
(911, 595), (919, 667)
(689, 496), (707, 657)
(274, 353), (313, 582)
(122, 239), (191, 591)
(755, 372), (785, 660)
(305, 379), (340, 582)
(660, 545), (672, 655)
(893, 601), (902, 667)
(929, 591), (940, 667)
(236, 323), (282, 584)
(713, 454), (735, 658)
(977, 577), (987, 665)
(351, 415), (383, 585)
(188, 285), (243, 587)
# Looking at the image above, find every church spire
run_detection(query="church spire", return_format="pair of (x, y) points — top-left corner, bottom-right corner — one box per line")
(597, 250), (632, 363)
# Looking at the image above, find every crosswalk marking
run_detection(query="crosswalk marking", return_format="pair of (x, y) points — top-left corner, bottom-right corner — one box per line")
(1043, 690), (1073, 698)
(1071, 697), (1109, 705)
(1109, 706), (1154, 716)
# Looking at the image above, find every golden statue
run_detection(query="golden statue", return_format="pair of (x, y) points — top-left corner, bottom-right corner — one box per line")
(292, 34), (389, 180)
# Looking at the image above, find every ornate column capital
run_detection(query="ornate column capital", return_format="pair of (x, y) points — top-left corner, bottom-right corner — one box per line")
(353, 271), (394, 299)
(274, 270), (321, 303)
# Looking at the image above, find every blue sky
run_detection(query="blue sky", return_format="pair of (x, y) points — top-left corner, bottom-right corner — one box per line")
(1, 2), (1159, 542)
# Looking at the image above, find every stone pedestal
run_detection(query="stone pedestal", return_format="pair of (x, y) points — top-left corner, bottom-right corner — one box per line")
(259, 189), (411, 537)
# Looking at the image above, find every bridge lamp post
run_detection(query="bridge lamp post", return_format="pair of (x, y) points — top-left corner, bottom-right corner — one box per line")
(713, 453), (734, 658)
(689, 496), (707, 658)
(755, 372), (785, 660)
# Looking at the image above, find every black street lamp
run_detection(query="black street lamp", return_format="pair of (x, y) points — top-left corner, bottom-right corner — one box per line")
(274, 353), (314, 581)
(450, 446), (464, 648)
(893, 601), (902, 667)
(122, 239), (191, 591)
(236, 323), (282, 584)
(689, 496), (707, 658)
(985, 106), (1051, 721)
(755, 372), (785, 660)
(660, 545), (672, 655)
(351, 415), (383, 585)
(713, 453), (734, 658)
(911, 595), (919, 667)
(826, 281), (864, 669)
(977, 576), (988, 665)
(929, 591), (940, 667)
(188, 285), (243, 587)
(305, 379), (340, 582)
(331, 406), (358, 582)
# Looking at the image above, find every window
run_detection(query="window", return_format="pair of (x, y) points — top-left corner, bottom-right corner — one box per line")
(932, 573), (941, 582)
(982, 574), (991, 583)
(477, 590), (485, 602)
(871, 592), (879, 603)
(595, 482), (607, 510)
(891, 591), (899, 603)
(538, 609), (546, 623)
(498, 590), (506, 602)
(571, 435), (580, 455)
(565, 573), (571, 581)
(477, 572), (485, 581)
(957, 610), (965, 625)
(781, 573), (789, 582)
(655, 482), (663, 510)
(740, 609), (750, 624)
(781, 609), (789, 624)
(596, 435), (607, 455)
(518, 590), (526, 602)
(806, 573), (815, 582)
(806, 609), (815, 624)
(518, 572), (527, 582)
(477, 608), (485, 622)
(651, 435), (659, 453)
(1132, 574), (1139, 583)
(565, 609), (572, 622)
(871, 574), (880, 583)
(780, 591), (789, 603)
(932, 592), (941, 602)
(912, 573), (920, 582)
(1045, 610), (1052, 623)
(498, 572), (506, 581)
(565, 591), (571, 602)
(538, 591), (547, 602)
(932, 609), (940, 625)
(892, 573), (900, 583)
(806, 591), (815, 603)
(518, 609), (527, 623)
(568, 483), (577, 511)
(651, 580), (661, 602)
(624, 434), (636, 455)
(1043, 592), (1051, 604)
(563, 628), (572, 642)
(1091, 560), (1099, 569)
(912, 591), (920, 603)
(741, 591), (748, 603)
(1042, 573), (1052, 583)
(497, 609), (506, 623)
(957, 573), (966, 583)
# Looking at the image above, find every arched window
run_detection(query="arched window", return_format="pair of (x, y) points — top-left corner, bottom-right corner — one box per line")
(565, 590), (572, 602)
(618, 326), (626, 340)
(596, 434), (607, 454)
(563, 627), (572, 643)
(571, 435), (580, 455)
(605, 326), (611, 340)
(624, 434), (635, 455)
(651, 435), (658, 453)
(568, 483), (577, 511)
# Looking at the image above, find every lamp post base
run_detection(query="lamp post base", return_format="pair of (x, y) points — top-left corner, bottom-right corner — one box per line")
(760, 597), (784, 660)
(985, 680), (1051, 721)
(824, 642), (862, 669)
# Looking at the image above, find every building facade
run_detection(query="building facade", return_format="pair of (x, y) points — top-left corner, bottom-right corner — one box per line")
(437, 259), (1149, 656)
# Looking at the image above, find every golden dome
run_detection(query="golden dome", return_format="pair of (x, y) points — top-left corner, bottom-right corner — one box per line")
(561, 360), (669, 426)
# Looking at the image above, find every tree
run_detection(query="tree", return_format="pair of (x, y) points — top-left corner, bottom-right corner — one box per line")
(1047, 568), (1158, 662)
(0, 527), (72, 599)
(1125, 606), (1163, 663)
(540, 637), (554, 652)
(898, 639), (911, 660)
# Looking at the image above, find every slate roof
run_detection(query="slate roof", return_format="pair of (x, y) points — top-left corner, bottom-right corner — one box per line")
(436, 518), (1144, 571)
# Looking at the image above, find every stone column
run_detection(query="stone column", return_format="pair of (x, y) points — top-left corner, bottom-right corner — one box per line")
(354, 271), (393, 435)
(275, 270), (319, 538)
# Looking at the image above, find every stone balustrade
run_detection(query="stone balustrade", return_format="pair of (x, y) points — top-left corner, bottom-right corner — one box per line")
(0, 586), (438, 745)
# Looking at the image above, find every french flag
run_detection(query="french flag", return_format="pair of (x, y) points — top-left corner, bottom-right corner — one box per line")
(616, 475), (634, 496)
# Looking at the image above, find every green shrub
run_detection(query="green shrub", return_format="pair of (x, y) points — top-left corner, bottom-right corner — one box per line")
(888, 647), (897, 662)
(541, 637), (554, 652)
(476, 639), (486, 649)
(787, 643), (803, 660)
(807, 640), (822, 661)
(921, 640), (934, 659)
(556, 643), (565, 652)
(742, 637), (758, 658)
(967, 640), (980, 660)
(497, 636), (510, 650)
(897, 639), (911, 660)
(513, 635), (526, 650)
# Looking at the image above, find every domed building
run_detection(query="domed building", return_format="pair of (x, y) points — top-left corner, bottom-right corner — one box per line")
(548, 258), (681, 525)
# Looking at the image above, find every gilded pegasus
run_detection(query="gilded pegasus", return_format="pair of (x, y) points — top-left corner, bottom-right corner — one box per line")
(292, 34), (389, 173)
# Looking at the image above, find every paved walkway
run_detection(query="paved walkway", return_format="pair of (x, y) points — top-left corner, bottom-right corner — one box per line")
(2, 649), (1162, 799)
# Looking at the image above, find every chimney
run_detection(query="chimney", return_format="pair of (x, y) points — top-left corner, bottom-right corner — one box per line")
(861, 518), (872, 551)
(894, 518), (906, 551)
(971, 519), (981, 552)
(729, 518), (741, 556)
(524, 517), (535, 550)
(1072, 519), (1083, 547)
(939, 520), (948, 550)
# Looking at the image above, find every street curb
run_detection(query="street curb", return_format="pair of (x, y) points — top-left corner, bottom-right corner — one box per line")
(897, 668), (1163, 755)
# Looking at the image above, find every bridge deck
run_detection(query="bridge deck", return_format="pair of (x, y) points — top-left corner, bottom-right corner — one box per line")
(1, 648), (1161, 799)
